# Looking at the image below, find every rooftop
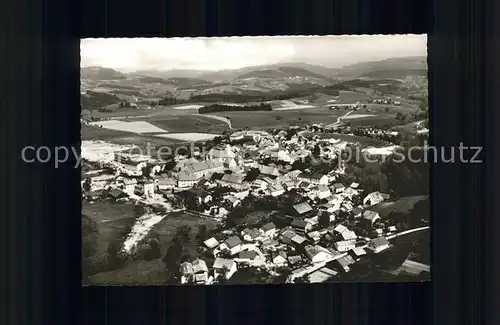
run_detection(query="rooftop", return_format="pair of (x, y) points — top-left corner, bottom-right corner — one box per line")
(293, 202), (313, 215)
(221, 173), (245, 184)
(225, 236), (243, 248)
(204, 237), (220, 249)
(261, 222), (276, 231)
(213, 258), (236, 270)
(369, 236), (389, 248)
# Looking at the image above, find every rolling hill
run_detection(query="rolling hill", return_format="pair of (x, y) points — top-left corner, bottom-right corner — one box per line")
(361, 69), (427, 78)
(132, 71), (211, 87)
(134, 63), (336, 83)
(337, 57), (427, 78)
(80, 91), (122, 111)
(81, 67), (127, 80)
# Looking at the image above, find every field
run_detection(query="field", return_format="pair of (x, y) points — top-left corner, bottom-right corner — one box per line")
(88, 107), (158, 119)
(88, 259), (171, 285)
(371, 195), (430, 219)
(151, 211), (219, 255)
(90, 120), (168, 134)
(148, 114), (230, 134)
(81, 125), (136, 141)
(83, 201), (138, 260)
(82, 87), (422, 141)
(213, 109), (346, 129)
(84, 202), (221, 285)
(81, 128), (185, 149)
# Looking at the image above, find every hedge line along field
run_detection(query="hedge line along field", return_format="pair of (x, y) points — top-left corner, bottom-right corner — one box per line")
(343, 115), (411, 128)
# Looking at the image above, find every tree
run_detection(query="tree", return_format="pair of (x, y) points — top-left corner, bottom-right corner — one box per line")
(82, 178), (92, 192)
(195, 225), (208, 243)
(176, 225), (192, 242)
(244, 167), (261, 182)
(82, 214), (99, 258)
(384, 107), (390, 113)
(294, 274), (310, 283)
(144, 237), (161, 261)
(163, 243), (182, 272)
(318, 212), (330, 228)
(134, 204), (146, 217)
(141, 164), (152, 177)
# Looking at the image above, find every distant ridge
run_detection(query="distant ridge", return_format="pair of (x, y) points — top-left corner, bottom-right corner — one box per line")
(336, 56), (427, 77)
(83, 56), (427, 83)
(81, 66), (127, 80)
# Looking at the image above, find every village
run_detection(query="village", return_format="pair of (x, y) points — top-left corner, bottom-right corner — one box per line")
(82, 122), (430, 285)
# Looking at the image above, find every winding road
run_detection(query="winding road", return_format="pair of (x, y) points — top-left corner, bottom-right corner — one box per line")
(326, 110), (353, 128)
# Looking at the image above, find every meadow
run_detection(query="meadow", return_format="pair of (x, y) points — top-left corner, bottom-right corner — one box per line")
(86, 210), (220, 285)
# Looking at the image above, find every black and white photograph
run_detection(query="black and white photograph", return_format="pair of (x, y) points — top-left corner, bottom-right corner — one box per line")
(81, 35), (430, 285)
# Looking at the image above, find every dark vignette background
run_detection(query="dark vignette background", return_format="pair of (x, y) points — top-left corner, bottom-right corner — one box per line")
(3, 0), (495, 324)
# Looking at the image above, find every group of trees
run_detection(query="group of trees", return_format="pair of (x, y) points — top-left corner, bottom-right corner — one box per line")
(198, 103), (272, 114)
(80, 91), (121, 111)
(350, 127), (403, 145)
(395, 112), (407, 121)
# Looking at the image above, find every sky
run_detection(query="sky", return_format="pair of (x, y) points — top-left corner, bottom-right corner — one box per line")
(81, 34), (427, 72)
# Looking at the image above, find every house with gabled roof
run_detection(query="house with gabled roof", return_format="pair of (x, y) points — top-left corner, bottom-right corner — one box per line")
(191, 259), (209, 284)
(203, 237), (220, 250)
(304, 245), (333, 263)
(367, 237), (390, 253)
(260, 222), (277, 238)
(362, 210), (381, 225)
(332, 183), (345, 193)
(179, 261), (194, 284)
(334, 240), (356, 252)
(259, 165), (280, 178)
(219, 236), (243, 255)
(269, 184), (285, 197)
(363, 191), (388, 206)
(292, 202), (313, 217)
(349, 247), (367, 260)
(178, 172), (201, 188)
(352, 206), (364, 219)
(291, 219), (312, 235)
(287, 255), (303, 267)
(272, 251), (288, 267)
(350, 182), (360, 189)
(298, 172), (329, 185)
(213, 258), (237, 280)
(218, 173), (247, 190)
(290, 234), (308, 248)
(334, 255), (356, 272)
(241, 228), (262, 242)
(157, 177), (176, 190)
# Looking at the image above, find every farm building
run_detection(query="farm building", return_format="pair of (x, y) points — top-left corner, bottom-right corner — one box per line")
(366, 237), (390, 253)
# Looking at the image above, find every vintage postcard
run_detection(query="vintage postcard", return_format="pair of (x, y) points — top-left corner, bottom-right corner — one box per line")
(81, 35), (429, 285)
